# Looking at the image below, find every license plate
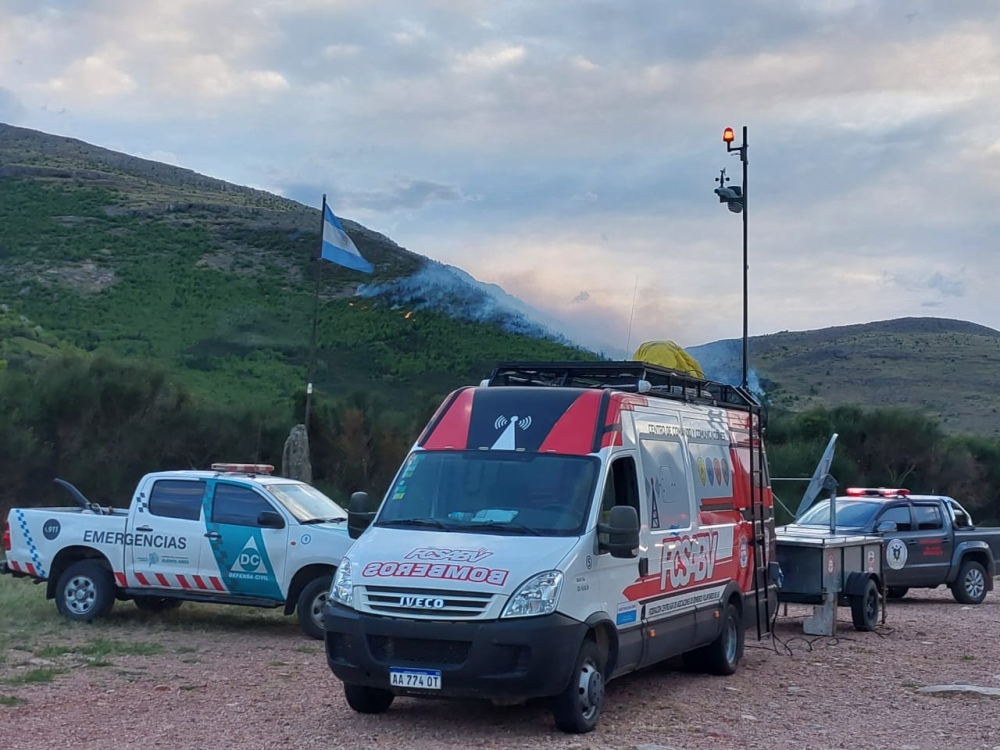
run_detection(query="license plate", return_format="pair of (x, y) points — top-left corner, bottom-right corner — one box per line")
(389, 668), (441, 690)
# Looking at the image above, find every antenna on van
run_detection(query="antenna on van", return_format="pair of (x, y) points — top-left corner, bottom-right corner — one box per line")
(623, 273), (639, 358)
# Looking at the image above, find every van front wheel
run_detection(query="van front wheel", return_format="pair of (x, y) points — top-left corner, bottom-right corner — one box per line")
(344, 683), (394, 714)
(551, 640), (605, 734)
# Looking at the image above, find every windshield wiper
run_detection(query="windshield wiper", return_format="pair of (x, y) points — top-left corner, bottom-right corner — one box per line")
(378, 518), (453, 530)
(300, 517), (347, 525)
(456, 520), (542, 536)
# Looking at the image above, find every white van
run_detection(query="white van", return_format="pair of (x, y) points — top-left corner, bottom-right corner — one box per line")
(323, 361), (778, 733)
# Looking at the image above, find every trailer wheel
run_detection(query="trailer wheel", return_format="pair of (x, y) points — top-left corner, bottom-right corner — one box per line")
(700, 601), (744, 676)
(886, 586), (908, 600)
(850, 578), (879, 631)
(951, 561), (987, 605)
(55, 560), (115, 623)
(551, 639), (606, 734)
(344, 684), (394, 714)
(296, 574), (333, 640)
(134, 596), (183, 613)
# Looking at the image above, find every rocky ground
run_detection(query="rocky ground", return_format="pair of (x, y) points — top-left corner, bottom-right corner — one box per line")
(2, 586), (998, 750)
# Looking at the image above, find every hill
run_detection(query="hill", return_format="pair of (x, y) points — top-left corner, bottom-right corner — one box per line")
(0, 123), (594, 413)
(689, 317), (1000, 435)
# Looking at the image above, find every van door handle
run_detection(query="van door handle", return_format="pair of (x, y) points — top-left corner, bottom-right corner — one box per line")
(204, 531), (221, 540)
(135, 526), (153, 532)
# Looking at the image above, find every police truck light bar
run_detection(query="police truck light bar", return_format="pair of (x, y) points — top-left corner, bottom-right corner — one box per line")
(845, 487), (910, 497)
(211, 463), (275, 475)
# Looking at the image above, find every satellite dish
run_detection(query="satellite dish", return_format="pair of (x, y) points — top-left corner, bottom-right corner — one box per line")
(795, 433), (838, 519)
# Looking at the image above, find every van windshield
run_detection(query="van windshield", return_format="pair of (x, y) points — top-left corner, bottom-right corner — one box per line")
(375, 451), (600, 537)
(794, 498), (881, 529)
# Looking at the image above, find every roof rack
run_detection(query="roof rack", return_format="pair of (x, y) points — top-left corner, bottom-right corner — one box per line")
(486, 361), (761, 412)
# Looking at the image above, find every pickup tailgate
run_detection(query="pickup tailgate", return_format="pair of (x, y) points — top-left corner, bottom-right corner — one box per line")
(5, 508), (126, 580)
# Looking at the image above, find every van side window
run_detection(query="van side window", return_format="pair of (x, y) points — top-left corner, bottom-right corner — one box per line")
(876, 505), (912, 532)
(913, 504), (943, 531)
(600, 457), (640, 523)
(148, 480), (205, 521)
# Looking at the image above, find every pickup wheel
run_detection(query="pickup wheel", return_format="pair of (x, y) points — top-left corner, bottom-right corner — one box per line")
(952, 561), (988, 605)
(344, 684), (394, 714)
(296, 574), (333, 640)
(850, 578), (880, 631)
(886, 586), (909, 600)
(55, 560), (115, 623)
(134, 596), (183, 613)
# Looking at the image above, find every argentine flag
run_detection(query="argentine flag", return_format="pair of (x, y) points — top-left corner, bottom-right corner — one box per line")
(321, 203), (373, 274)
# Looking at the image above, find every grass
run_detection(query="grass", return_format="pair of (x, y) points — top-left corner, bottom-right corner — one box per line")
(4, 668), (61, 686)
(0, 694), (26, 707)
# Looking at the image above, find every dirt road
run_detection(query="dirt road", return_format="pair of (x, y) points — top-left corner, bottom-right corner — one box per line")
(2, 586), (998, 750)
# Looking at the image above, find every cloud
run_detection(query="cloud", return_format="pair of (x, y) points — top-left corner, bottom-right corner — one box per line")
(2, 0), (1000, 348)
(0, 87), (26, 122)
(335, 179), (471, 212)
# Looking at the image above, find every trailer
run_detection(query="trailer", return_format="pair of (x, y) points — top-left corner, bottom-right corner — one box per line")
(773, 435), (885, 636)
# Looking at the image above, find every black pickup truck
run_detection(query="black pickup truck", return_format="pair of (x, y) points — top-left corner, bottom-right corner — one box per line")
(783, 488), (1000, 604)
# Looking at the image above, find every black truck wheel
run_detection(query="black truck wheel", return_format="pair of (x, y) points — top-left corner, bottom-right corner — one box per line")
(133, 596), (183, 613)
(551, 639), (606, 734)
(886, 586), (909, 600)
(951, 560), (988, 605)
(699, 601), (744, 675)
(850, 578), (880, 631)
(55, 560), (116, 623)
(296, 574), (333, 640)
(344, 683), (395, 714)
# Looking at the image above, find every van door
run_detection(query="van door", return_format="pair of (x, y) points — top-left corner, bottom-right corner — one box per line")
(596, 454), (645, 675)
(126, 478), (206, 590)
(204, 481), (288, 601)
(636, 432), (699, 667)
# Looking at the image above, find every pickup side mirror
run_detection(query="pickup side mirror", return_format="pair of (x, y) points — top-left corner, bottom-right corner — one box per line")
(875, 520), (897, 534)
(348, 491), (375, 540)
(598, 505), (640, 559)
(257, 510), (285, 529)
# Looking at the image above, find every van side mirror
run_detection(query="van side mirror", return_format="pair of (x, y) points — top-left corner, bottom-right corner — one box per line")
(348, 491), (375, 540)
(257, 510), (285, 529)
(598, 505), (639, 559)
(875, 520), (897, 534)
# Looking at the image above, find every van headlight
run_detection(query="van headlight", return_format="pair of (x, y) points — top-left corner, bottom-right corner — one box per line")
(331, 559), (355, 608)
(501, 570), (563, 618)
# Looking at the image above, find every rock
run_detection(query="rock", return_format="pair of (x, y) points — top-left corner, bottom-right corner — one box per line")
(787, 686), (801, 694)
(27, 657), (54, 666)
(741, 714), (757, 721)
(918, 685), (1000, 697)
(634, 745), (679, 750)
(281, 424), (312, 483)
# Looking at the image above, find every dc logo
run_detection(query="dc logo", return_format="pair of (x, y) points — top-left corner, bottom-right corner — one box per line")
(886, 539), (908, 570)
(240, 552), (261, 568)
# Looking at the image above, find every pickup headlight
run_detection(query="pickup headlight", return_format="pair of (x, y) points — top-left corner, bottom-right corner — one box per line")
(501, 570), (563, 619)
(331, 559), (355, 608)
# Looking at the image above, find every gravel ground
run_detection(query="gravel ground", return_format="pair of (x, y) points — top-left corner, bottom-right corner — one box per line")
(3, 586), (999, 750)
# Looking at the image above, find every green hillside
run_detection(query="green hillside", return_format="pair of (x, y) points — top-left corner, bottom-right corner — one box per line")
(690, 318), (1000, 436)
(0, 123), (593, 412)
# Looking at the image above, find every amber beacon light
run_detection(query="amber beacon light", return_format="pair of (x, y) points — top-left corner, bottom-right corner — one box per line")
(722, 127), (735, 143)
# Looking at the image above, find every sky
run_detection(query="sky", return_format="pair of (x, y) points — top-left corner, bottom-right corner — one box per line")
(2, 0), (999, 357)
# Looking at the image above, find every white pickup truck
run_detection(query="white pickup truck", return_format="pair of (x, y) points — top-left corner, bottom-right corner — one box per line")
(1, 463), (353, 639)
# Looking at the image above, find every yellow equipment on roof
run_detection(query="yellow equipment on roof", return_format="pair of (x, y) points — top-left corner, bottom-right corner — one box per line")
(632, 340), (705, 379)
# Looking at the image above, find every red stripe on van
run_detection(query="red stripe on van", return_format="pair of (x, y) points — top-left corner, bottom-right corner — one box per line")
(421, 388), (475, 450)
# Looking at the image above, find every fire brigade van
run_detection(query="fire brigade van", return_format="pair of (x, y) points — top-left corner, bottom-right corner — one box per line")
(323, 361), (779, 734)
(1, 464), (353, 639)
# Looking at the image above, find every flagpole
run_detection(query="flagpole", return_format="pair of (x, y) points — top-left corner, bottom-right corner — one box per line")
(303, 193), (327, 431)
